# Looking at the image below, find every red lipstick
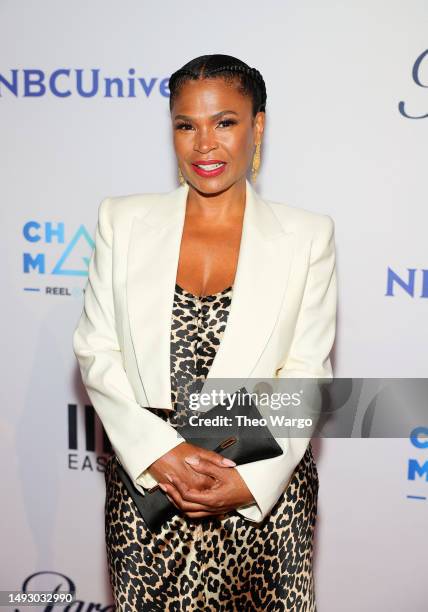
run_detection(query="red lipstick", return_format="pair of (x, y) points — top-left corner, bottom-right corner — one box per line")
(191, 160), (227, 178)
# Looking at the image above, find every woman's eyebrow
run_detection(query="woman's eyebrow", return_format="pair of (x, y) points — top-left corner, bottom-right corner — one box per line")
(174, 110), (239, 121)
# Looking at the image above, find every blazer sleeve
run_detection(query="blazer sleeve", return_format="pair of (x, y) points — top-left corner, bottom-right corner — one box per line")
(72, 197), (185, 493)
(234, 214), (337, 523)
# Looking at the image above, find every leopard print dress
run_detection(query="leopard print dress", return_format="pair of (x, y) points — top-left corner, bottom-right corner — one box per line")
(104, 282), (319, 611)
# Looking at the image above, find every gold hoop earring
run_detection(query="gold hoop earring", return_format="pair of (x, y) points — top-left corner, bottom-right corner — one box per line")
(178, 166), (185, 185)
(251, 142), (261, 185)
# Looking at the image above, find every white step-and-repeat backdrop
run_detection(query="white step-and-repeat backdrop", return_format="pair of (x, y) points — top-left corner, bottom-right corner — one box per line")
(1, 1), (427, 610)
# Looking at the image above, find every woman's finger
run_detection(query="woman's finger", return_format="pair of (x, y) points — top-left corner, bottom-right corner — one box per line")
(160, 482), (220, 512)
(165, 492), (180, 509)
(159, 483), (183, 509)
(168, 474), (223, 508)
(164, 474), (222, 510)
(185, 449), (236, 468)
(202, 448), (236, 467)
(183, 457), (225, 479)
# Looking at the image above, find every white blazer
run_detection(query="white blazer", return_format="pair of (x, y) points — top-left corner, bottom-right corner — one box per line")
(72, 178), (337, 523)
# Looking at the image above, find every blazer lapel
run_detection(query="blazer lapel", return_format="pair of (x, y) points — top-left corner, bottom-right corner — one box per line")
(126, 178), (295, 409)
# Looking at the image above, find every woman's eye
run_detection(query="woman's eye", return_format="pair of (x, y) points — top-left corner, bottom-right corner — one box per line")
(218, 119), (237, 128)
(174, 119), (237, 131)
(175, 122), (193, 130)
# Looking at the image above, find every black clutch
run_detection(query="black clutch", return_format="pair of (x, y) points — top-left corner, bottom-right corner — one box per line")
(114, 386), (283, 532)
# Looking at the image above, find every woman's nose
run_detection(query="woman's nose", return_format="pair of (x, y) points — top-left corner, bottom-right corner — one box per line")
(193, 128), (217, 153)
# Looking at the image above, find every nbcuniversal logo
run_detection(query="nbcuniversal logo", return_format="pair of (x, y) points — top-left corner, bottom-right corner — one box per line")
(386, 267), (428, 298)
(0, 68), (170, 98)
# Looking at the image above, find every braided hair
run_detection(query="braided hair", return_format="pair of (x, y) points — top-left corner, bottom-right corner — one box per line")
(168, 54), (267, 117)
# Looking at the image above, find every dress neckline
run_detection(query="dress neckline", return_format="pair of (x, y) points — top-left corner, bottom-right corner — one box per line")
(175, 282), (233, 299)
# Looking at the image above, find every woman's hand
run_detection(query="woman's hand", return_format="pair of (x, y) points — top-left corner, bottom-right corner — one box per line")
(158, 454), (255, 518)
(147, 441), (236, 491)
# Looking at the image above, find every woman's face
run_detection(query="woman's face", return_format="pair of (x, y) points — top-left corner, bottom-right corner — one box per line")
(171, 77), (265, 195)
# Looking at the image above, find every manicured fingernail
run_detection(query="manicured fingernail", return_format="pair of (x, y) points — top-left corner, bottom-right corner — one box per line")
(185, 455), (200, 465)
(221, 457), (236, 467)
(165, 473), (174, 482)
(159, 483), (168, 492)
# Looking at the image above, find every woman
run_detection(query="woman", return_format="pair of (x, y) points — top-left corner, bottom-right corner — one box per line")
(73, 54), (337, 611)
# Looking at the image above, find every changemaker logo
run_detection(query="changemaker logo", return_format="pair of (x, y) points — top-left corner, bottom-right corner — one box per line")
(23, 219), (94, 297)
